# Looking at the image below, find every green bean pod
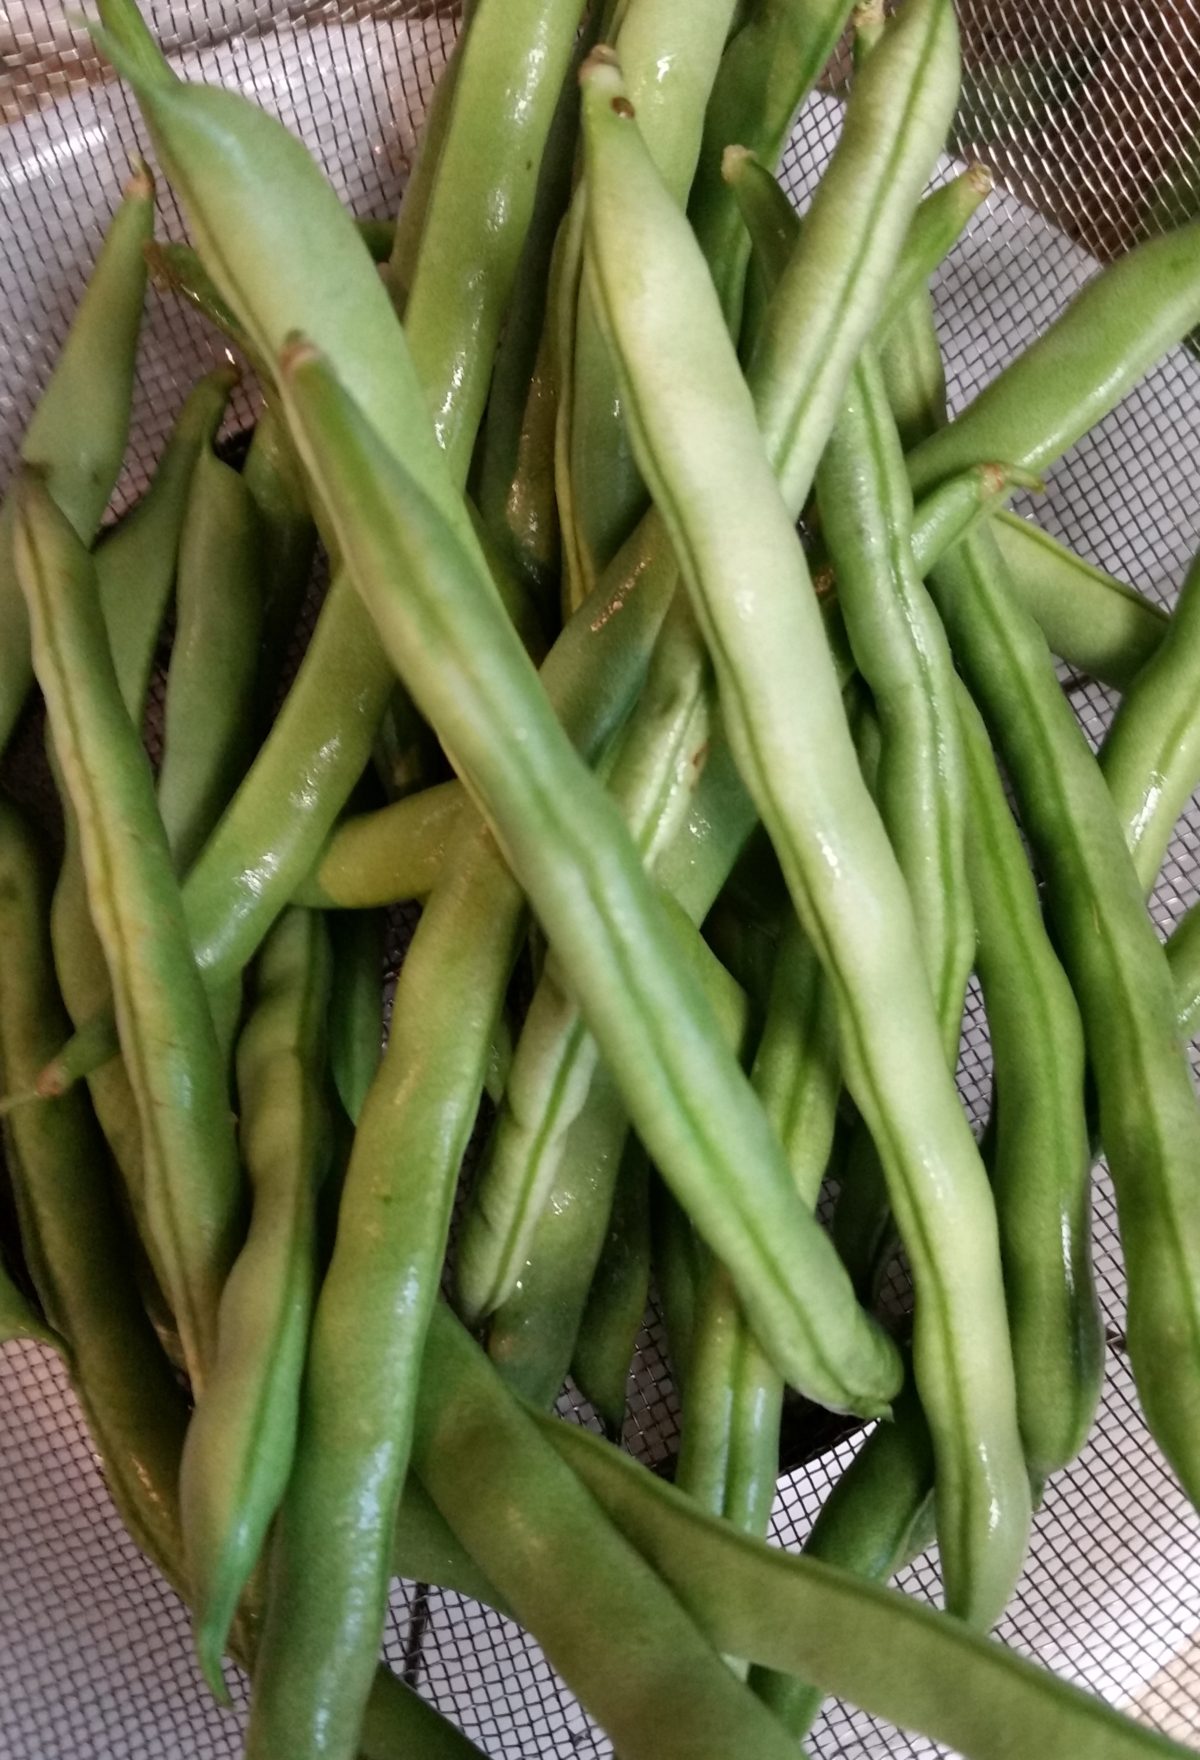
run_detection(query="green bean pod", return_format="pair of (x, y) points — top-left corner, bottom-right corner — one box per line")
(0, 798), (189, 1579)
(13, 472), (243, 1393)
(1101, 550), (1200, 890)
(688, 0), (857, 331)
(243, 399), (316, 709)
(247, 513), (682, 1757)
(566, 0), (738, 604)
(546, 1416), (1194, 1760)
(1169, 906), (1200, 1038)
(181, 909), (333, 1695)
(570, 1140), (651, 1434)
(294, 781), (459, 908)
(158, 444), (265, 874)
(279, 336), (898, 1409)
(958, 686), (1103, 1481)
(580, 39), (1030, 1627)
(908, 221), (1200, 495)
(455, 591), (713, 1324)
(0, 163), (153, 754)
(927, 524), (1200, 1515)
(385, 24), (470, 311)
(415, 1306), (809, 1760)
(990, 511), (1168, 690)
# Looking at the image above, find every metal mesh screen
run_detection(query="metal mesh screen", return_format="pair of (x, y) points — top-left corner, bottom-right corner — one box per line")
(3, 2), (1200, 1755)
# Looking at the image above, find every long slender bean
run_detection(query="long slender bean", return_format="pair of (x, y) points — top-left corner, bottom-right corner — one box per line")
(580, 33), (1030, 1627)
(1169, 905), (1200, 1037)
(13, 473), (243, 1393)
(545, 1416), (1194, 1760)
(243, 399), (316, 710)
(158, 443), (264, 873)
(927, 524), (1200, 1513)
(327, 911), (384, 1125)
(181, 909), (333, 1694)
(570, 1140), (651, 1434)
(0, 163), (153, 754)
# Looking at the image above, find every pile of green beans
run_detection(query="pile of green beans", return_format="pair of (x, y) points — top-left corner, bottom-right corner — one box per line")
(4, 0), (1200, 1755)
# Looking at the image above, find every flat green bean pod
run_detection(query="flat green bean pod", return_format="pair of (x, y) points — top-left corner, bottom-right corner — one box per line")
(546, 1416), (1195, 1760)
(908, 220), (1200, 495)
(415, 1306), (810, 1760)
(928, 525), (1200, 1516)
(580, 40), (1029, 1628)
(0, 163), (153, 754)
(1101, 549), (1200, 890)
(0, 799), (189, 1579)
(158, 444), (264, 874)
(14, 472), (242, 1393)
(181, 909), (333, 1695)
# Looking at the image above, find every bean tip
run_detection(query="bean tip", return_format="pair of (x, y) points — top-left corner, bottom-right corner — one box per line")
(579, 44), (624, 95)
(278, 332), (321, 381)
(966, 162), (994, 197)
(720, 144), (756, 185)
(124, 155), (155, 203)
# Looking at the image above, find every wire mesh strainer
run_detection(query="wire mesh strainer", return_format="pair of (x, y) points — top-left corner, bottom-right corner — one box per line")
(2, 3), (1200, 1755)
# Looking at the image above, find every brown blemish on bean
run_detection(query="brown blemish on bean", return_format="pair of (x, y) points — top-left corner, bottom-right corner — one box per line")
(612, 96), (635, 120)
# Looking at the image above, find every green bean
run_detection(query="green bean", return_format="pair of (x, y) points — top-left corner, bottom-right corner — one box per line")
(908, 221), (1200, 496)
(469, 500), (549, 663)
(571, 1140), (651, 1435)
(400, 0), (588, 473)
(1169, 906), (1200, 1037)
(455, 591), (713, 1324)
(0, 1250), (58, 1348)
(181, 909), (332, 1695)
(566, 0), (739, 605)
(0, 163), (153, 755)
(581, 32), (1030, 1627)
(243, 400), (316, 709)
(327, 911), (384, 1125)
(0, 798), (189, 1580)
(144, 239), (263, 375)
(688, 0), (857, 332)
(1101, 550), (1200, 890)
(927, 523), (1200, 1514)
(279, 336), (897, 1410)
(750, 1374), (937, 1735)
(247, 509), (684, 1755)
(294, 781), (458, 908)
(158, 443), (265, 874)
(385, 25), (470, 312)
(414, 1305), (811, 1760)
(13, 472), (243, 1393)
(546, 1416), (1195, 1760)
(958, 686), (1103, 1481)
(990, 511), (1168, 690)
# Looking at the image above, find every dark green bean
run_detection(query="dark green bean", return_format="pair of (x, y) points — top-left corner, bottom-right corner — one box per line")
(14, 472), (243, 1392)
(571, 1141), (651, 1435)
(927, 524), (1200, 1514)
(327, 911), (384, 1125)
(243, 400), (316, 710)
(158, 443), (264, 874)
(0, 163), (153, 754)
(1168, 905), (1200, 1038)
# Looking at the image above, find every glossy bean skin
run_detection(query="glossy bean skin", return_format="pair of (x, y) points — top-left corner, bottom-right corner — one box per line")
(927, 525), (1200, 1515)
(570, 1141), (651, 1434)
(1101, 551), (1200, 890)
(327, 911), (384, 1125)
(567, 0), (738, 602)
(455, 591), (713, 1324)
(158, 444), (265, 874)
(281, 341), (897, 1405)
(413, 1305), (809, 1760)
(990, 511), (1168, 690)
(688, 0), (858, 332)
(908, 220), (1200, 496)
(581, 35), (1030, 1628)
(13, 474), (243, 1393)
(546, 1417), (1194, 1760)
(958, 686), (1103, 1482)
(0, 164), (153, 754)
(247, 510), (684, 1758)
(242, 400), (316, 712)
(0, 799), (189, 1581)
(181, 909), (333, 1695)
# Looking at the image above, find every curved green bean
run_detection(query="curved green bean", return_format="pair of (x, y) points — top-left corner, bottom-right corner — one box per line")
(958, 686), (1103, 1480)
(0, 162), (153, 754)
(294, 780), (460, 908)
(1101, 550), (1200, 890)
(158, 443), (264, 873)
(581, 35), (1030, 1628)
(546, 1415), (1194, 1760)
(181, 908), (332, 1695)
(908, 220), (1200, 496)
(927, 524), (1200, 1515)
(13, 472), (242, 1393)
